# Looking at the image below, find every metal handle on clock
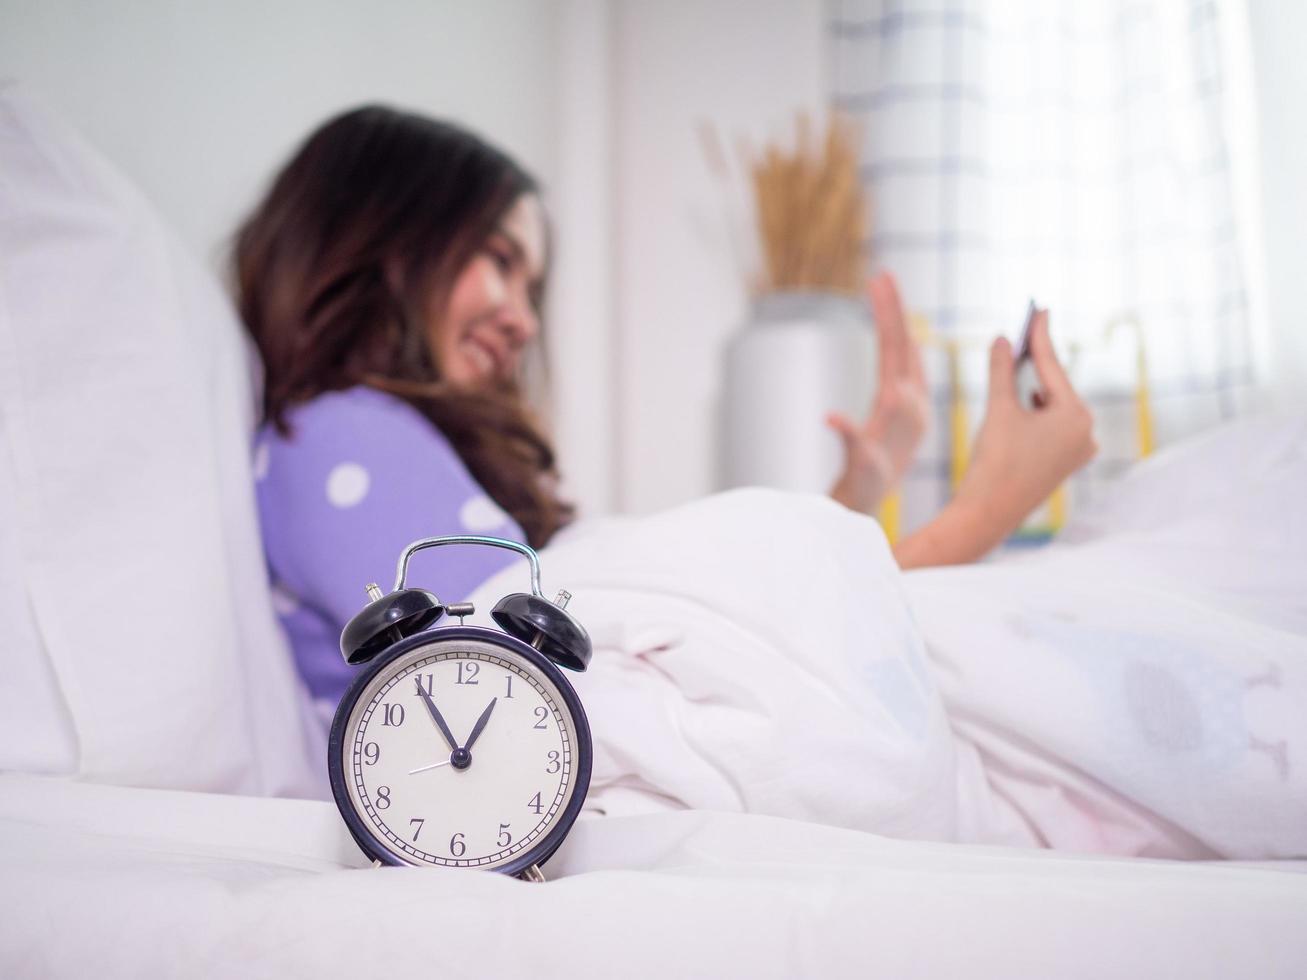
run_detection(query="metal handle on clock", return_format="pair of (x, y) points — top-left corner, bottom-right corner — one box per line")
(392, 535), (544, 597)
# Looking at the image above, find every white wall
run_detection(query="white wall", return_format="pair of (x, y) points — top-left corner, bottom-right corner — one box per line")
(547, 0), (617, 516)
(0, 0), (559, 265)
(610, 0), (827, 514)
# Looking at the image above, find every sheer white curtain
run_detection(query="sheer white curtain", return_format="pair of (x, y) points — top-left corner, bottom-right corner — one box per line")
(830, 0), (1264, 533)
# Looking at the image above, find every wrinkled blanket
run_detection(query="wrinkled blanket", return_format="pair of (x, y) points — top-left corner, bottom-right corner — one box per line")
(469, 419), (1306, 859)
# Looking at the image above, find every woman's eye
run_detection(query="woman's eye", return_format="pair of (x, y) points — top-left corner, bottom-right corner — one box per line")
(487, 248), (513, 274)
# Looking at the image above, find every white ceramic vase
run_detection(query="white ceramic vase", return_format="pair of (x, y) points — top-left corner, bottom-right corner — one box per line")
(722, 291), (876, 494)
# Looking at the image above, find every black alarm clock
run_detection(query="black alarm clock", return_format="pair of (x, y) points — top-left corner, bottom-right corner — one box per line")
(327, 534), (592, 882)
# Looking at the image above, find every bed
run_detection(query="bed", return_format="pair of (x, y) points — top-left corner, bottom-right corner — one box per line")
(2, 84), (1304, 978)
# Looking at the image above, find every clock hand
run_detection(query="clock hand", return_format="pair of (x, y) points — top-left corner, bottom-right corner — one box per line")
(414, 680), (460, 752)
(461, 697), (498, 753)
(408, 759), (453, 775)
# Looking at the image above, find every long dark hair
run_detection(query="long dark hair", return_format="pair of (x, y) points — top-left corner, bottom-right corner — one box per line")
(234, 105), (572, 546)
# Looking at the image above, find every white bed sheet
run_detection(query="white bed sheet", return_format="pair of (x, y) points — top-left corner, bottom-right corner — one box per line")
(2, 773), (1304, 979)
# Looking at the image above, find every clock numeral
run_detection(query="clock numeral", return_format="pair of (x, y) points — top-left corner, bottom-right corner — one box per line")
(546, 750), (561, 774)
(449, 832), (466, 858)
(457, 661), (480, 685)
(409, 818), (424, 841)
(413, 673), (435, 697)
(532, 706), (549, 730)
(498, 823), (513, 848)
(381, 703), (405, 727)
(504, 674), (514, 699)
(375, 786), (391, 809)
(528, 791), (543, 815)
(363, 742), (380, 766)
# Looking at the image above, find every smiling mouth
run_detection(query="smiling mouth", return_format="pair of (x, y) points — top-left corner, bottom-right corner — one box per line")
(462, 335), (511, 378)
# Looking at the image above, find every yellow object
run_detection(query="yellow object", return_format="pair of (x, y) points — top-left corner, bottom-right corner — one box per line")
(909, 314), (974, 491)
(946, 341), (970, 491)
(1135, 344), (1155, 459)
(1048, 483), (1067, 531)
(1104, 313), (1155, 460)
(906, 309), (1158, 541)
(878, 492), (901, 546)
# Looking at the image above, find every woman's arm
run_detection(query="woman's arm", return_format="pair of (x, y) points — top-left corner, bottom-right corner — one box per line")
(893, 309), (1096, 569)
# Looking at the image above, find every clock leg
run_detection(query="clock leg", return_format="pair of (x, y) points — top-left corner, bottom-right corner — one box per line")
(519, 864), (546, 883)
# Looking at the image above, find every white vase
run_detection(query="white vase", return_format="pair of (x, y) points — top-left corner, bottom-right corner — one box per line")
(722, 291), (876, 494)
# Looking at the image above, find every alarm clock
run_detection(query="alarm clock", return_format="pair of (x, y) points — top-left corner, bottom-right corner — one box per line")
(327, 534), (592, 882)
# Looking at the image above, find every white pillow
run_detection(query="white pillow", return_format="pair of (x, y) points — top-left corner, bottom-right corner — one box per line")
(0, 85), (322, 797)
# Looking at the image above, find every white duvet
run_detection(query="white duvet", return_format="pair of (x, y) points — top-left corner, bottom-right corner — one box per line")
(468, 416), (1307, 860)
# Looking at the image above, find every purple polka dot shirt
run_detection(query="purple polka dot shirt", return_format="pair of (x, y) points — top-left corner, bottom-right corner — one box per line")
(253, 386), (525, 718)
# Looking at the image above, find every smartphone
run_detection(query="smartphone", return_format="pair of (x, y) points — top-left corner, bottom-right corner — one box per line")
(1014, 299), (1044, 409)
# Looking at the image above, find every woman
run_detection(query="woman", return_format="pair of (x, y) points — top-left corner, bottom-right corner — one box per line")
(236, 105), (1094, 715)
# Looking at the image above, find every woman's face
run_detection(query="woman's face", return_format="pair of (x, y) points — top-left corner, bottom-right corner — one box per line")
(429, 194), (546, 387)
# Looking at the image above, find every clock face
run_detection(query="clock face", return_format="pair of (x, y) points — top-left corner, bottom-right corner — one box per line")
(338, 634), (581, 869)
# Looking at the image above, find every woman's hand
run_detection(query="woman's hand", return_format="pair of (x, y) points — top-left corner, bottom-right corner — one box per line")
(956, 308), (1097, 533)
(828, 271), (930, 514)
(893, 309), (1097, 569)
